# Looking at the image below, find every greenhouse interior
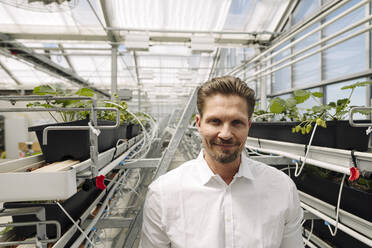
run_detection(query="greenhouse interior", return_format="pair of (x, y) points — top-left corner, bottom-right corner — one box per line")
(0, 0), (372, 247)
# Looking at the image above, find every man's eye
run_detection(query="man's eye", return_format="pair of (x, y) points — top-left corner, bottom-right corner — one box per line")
(232, 120), (243, 125)
(210, 119), (220, 124)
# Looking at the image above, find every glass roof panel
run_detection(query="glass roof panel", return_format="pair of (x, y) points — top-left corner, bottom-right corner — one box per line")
(0, 0), (292, 119)
(0, 0), (106, 35)
(223, 0), (254, 30)
(0, 65), (16, 86)
(110, 0), (231, 30)
(244, 0), (290, 33)
(0, 55), (65, 86)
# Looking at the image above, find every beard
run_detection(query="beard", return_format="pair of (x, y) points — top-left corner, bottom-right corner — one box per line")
(204, 138), (241, 164)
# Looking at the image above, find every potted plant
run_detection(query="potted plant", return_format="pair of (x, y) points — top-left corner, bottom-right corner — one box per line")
(249, 81), (372, 151)
(27, 85), (130, 162)
(97, 98), (142, 139)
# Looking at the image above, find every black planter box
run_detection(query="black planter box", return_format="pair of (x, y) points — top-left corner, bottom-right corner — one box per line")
(292, 173), (372, 222)
(249, 120), (370, 151)
(126, 123), (141, 139)
(29, 119), (127, 163)
(3, 182), (101, 238)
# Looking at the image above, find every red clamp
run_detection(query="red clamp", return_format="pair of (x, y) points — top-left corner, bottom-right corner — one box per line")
(349, 167), (360, 182)
(95, 175), (106, 190)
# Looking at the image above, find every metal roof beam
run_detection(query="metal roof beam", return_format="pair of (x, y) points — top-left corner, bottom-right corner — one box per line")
(0, 60), (22, 85)
(98, 0), (119, 43)
(8, 33), (108, 41)
(0, 33), (109, 97)
(89, 1), (119, 98)
(58, 44), (76, 73)
(6, 33), (269, 46)
(133, 51), (140, 85)
(133, 51), (141, 111)
(208, 48), (221, 80)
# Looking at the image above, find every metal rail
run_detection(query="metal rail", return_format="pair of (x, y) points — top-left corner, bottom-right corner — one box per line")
(246, 137), (372, 175)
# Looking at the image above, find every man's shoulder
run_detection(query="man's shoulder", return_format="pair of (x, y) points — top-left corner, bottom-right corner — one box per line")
(247, 157), (293, 185)
(148, 158), (198, 192)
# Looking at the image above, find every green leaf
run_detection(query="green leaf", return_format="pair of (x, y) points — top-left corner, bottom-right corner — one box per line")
(336, 98), (349, 107)
(293, 90), (310, 104)
(311, 105), (323, 113)
(311, 92), (323, 98)
(285, 98), (297, 108)
(41, 103), (53, 108)
(54, 99), (76, 107)
(341, 81), (372, 90)
(75, 88), (95, 97)
(328, 102), (336, 108)
(33, 85), (56, 95)
(269, 98), (286, 114)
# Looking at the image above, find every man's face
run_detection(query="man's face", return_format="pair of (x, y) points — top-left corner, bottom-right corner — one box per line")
(196, 94), (252, 164)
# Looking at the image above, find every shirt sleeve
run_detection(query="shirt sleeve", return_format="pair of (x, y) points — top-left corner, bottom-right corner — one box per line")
(280, 179), (304, 248)
(139, 180), (171, 248)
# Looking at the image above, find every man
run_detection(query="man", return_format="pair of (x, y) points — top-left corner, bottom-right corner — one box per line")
(140, 76), (304, 248)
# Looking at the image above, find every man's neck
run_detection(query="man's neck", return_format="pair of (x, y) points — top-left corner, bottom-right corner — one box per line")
(203, 151), (241, 185)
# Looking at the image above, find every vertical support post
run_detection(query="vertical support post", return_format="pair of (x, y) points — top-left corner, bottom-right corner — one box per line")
(111, 45), (118, 101)
(36, 207), (47, 248)
(90, 98), (99, 178)
(259, 62), (267, 110)
(138, 88), (141, 112)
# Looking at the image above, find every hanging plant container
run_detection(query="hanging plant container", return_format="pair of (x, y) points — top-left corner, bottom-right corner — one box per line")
(126, 123), (141, 139)
(29, 118), (127, 163)
(249, 120), (370, 151)
(292, 172), (372, 222)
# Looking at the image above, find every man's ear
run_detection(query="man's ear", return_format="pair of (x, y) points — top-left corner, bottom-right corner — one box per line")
(195, 114), (202, 131)
(248, 119), (252, 128)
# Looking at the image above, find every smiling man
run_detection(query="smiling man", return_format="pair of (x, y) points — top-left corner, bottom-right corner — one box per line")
(139, 76), (304, 248)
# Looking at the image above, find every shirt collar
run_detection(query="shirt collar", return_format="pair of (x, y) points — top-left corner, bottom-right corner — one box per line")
(196, 150), (255, 186)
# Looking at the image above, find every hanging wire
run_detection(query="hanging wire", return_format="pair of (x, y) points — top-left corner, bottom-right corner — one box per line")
(326, 173), (346, 236)
(55, 201), (97, 248)
(294, 123), (318, 177)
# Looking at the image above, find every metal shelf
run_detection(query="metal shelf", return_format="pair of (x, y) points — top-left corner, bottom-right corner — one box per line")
(299, 191), (372, 240)
(0, 135), (142, 202)
(246, 137), (372, 175)
(247, 140), (372, 247)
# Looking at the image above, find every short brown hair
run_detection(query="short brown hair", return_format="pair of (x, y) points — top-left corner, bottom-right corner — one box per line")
(197, 76), (255, 119)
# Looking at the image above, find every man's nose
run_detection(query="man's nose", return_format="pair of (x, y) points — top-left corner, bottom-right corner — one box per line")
(218, 124), (233, 140)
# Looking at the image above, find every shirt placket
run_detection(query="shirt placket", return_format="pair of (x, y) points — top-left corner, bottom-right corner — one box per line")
(224, 186), (234, 248)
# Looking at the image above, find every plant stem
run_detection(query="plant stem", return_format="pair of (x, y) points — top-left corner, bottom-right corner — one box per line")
(311, 95), (335, 119)
(48, 112), (58, 123)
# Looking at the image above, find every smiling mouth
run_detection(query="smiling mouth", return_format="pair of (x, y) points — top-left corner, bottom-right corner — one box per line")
(214, 144), (235, 148)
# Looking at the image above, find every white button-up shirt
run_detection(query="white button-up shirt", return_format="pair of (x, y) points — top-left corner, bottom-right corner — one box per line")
(140, 151), (304, 248)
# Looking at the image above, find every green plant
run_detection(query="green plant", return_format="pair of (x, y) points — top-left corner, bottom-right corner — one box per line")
(269, 95), (301, 121)
(27, 85), (132, 125)
(252, 108), (272, 121)
(27, 85), (95, 122)
(292, 81), (372, 134)
(97, 100), (131, 125)
(135, 111), (154, 125)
